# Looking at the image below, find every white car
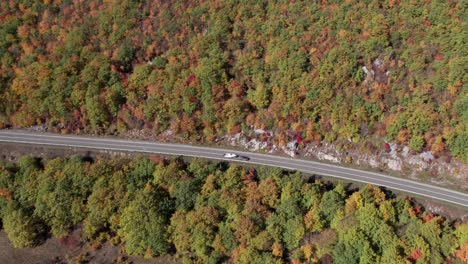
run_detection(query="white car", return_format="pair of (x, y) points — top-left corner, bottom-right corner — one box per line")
(223, 153), (250, 161)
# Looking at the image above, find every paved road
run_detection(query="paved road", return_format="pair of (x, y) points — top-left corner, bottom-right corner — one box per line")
(0, 130), (467, 207)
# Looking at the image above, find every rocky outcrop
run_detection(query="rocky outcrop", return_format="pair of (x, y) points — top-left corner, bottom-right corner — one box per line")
(222, 128), (467, 191)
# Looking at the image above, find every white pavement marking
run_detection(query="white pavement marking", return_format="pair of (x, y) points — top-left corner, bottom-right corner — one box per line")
(0, 131), (467, 207)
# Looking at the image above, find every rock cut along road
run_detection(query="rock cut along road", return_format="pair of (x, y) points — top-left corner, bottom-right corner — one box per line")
(0, 130), (467, 207)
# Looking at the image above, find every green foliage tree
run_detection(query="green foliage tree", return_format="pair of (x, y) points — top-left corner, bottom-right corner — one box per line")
(118, 187), (174, 256)
(448, 130), (468, 162)
(83, 167), (127, 240)
(3, 203), (39, 248)
(33, 157), (91, 237)
(332, 228), (376, 264)
(319, 184), (346, 225)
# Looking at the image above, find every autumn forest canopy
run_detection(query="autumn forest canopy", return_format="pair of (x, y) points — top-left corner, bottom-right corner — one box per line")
(0, 0), (467, 160)
(0, 155), (466, 263)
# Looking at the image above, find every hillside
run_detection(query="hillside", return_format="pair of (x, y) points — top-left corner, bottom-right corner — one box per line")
(0, 155), (466, 263)
(0, 0), (466, 162)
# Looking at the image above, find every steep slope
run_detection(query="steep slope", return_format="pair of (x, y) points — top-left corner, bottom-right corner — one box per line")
(0, 0), (466, 161)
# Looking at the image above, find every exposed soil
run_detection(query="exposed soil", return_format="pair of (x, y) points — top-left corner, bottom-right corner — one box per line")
(0, 228), (179, 264)
(0, 142), (127, 164)
(0, 230), (70, 264)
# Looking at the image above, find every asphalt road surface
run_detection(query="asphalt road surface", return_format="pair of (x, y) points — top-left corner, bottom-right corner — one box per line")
(0, 130), (467, 207)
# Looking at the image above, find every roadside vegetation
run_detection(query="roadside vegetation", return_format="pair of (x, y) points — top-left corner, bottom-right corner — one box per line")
(0, 155), (466, 263)
(0, 1), (466, 161)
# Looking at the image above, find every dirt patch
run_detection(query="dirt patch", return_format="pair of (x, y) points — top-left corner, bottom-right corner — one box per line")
(0, 142), (127, 164)
(0, 229), (180, 264)
(0, 230), (69, 264)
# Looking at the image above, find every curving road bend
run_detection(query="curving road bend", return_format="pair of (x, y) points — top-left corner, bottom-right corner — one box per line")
(0, 130), (467, 207)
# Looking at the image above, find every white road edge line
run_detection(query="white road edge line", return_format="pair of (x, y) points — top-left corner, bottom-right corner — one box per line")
(0, 137), (467, 207)
(1, 133), (467, 200)
(2, 130), (465, 196)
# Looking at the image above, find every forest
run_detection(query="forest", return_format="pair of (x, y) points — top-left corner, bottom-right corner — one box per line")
(0, 155), (466, 263)
(0, 0), (466, 161)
